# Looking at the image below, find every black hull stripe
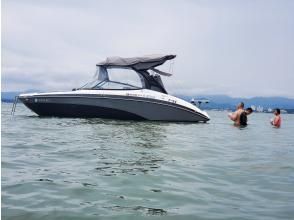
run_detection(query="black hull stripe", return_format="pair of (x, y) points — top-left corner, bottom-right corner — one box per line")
(23, 103), (147, 120)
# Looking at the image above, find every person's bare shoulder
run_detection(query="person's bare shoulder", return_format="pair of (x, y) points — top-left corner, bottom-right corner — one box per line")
(236, 109), (243, 116)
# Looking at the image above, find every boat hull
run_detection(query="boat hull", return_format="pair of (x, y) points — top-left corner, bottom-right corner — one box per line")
(19, 94), (209, 122)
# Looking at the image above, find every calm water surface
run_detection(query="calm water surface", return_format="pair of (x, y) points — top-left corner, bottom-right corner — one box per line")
(2, 103), (294, 219)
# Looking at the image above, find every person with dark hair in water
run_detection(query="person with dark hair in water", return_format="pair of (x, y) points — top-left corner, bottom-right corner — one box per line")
(271, 108), (281, 128)
(239, 107), (253, 126)
(228, 102), (244, 126)
(246, 107), (253, 115)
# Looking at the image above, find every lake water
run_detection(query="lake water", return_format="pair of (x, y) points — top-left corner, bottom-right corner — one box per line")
(2, 103), (294, 220)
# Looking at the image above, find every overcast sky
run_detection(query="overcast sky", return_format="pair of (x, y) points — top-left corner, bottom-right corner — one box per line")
(2, 0), (294, 97)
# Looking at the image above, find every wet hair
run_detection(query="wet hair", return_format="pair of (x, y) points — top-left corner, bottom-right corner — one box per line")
(246, 107), (253, 113)
(239, 102), (244, 108)
(275, 108), (280, 114)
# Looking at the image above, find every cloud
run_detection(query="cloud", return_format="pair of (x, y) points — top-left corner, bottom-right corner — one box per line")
(2, 0), (294, 98)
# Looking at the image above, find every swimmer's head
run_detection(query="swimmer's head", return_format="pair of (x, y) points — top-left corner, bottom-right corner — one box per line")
(237, 102), (244, 109)
(245, 107), (253, 115)
(274, 108), (280, 115)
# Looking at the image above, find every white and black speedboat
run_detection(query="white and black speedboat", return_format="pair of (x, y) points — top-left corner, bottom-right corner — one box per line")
(18, 54), (210, 122)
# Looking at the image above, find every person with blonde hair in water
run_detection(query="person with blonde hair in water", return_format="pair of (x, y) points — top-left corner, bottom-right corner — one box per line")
(228, 102), (245, 126)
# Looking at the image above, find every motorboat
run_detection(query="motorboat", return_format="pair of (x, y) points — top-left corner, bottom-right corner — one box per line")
(18, 54), (210, 122)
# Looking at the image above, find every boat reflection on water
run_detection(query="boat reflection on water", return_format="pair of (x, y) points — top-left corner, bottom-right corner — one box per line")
(83, 119), (169, 176)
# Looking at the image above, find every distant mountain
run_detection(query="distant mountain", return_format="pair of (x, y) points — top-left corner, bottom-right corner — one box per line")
(1, 91), (40, 103)
(1, 92), (21, 102)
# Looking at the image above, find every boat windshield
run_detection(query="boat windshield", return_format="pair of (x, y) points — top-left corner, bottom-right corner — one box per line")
(80, 67), (146, 90)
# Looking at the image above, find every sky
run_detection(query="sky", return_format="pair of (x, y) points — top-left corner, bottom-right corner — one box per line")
(2, 0), (294, 98)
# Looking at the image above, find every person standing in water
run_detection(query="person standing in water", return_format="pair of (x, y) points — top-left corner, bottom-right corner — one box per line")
(271, 108), (282, 128)
(228, 102), (244, 126)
